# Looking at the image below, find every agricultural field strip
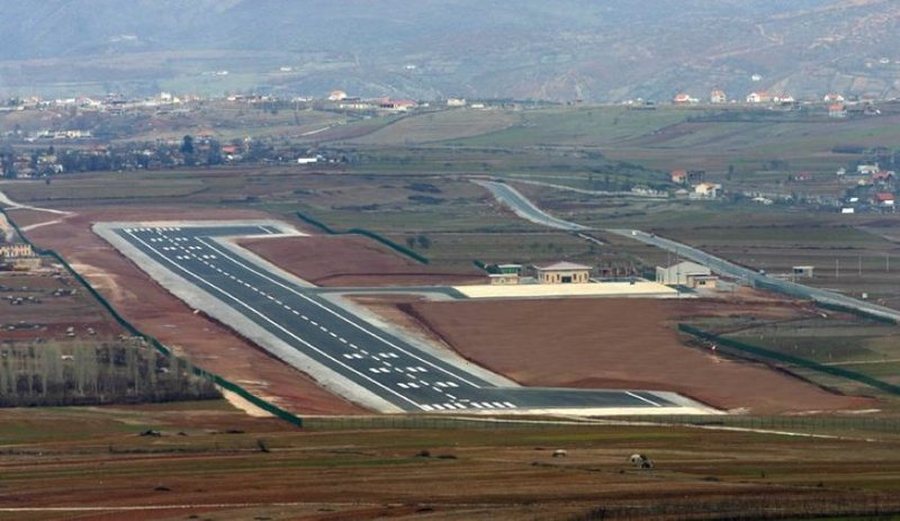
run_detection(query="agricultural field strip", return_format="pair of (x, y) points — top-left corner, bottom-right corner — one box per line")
(109, 223), (684, 414)
(475, 180), (900, 323)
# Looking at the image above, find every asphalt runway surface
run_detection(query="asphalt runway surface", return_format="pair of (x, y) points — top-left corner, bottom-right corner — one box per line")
(111, 224), (685, 413)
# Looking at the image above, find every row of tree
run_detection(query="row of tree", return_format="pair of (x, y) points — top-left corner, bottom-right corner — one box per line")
(0, 342), (219, 407)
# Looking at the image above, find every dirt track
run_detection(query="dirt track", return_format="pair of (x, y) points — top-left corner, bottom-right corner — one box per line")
(398, 297), (876, 414)
(10, 206), (364, 415)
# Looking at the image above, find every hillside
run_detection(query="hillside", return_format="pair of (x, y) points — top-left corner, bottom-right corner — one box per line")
(0, 0), (898, 101)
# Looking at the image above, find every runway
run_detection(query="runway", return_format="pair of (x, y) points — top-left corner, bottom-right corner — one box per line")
(98, 222), (711, 414)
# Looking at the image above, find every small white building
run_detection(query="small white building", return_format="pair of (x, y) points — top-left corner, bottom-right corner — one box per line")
(656, 261), (712, 286)
(693, 182), (721, 198)
(857, 164), (880, 175)
(328, 90), (348, 101)
(710, 89), (727, 104)
(792, 265), (815, 278)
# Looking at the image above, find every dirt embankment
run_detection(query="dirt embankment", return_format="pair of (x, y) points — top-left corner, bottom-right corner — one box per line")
(395, 297), (876, 414)
(11, 206), (365, 415)
(239, 234), (482, 287)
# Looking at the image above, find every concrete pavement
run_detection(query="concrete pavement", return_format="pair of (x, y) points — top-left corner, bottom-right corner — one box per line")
(96, 221), (716, 416)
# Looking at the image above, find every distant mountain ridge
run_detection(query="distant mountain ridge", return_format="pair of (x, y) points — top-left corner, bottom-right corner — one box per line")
(0, 0), (897, 102)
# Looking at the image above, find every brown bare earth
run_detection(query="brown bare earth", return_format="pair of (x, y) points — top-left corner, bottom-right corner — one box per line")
(9, 206), (364, 415)
(239, 234), (482, 286)
(0, 269), (124, 341)
(398, 297), (876, 414)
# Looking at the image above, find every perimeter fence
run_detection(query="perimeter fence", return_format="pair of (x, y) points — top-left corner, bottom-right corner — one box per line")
(295, 210), (429, 264)
(0, 208), (304, 427)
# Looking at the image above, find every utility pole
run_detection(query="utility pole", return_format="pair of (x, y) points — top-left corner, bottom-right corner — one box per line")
(858, 255), (862, 277)
(835, 258), (840, 279)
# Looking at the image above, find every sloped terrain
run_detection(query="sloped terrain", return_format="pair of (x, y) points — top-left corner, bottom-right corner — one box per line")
(1, 0), (898, 101)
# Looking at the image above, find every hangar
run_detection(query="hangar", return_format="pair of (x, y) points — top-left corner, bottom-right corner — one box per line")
(656, 261), (712, 286)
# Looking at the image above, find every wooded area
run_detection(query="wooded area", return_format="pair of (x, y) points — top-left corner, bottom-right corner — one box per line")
(0, 342), (219, 406)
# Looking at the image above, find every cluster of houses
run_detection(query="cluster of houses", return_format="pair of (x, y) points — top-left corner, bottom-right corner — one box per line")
(671, 89), (796, 105)
(670, 169), (722, 199)
(1, 148), (66, 179)
(839, 163), (896, 213)
(669, 89), (881, 115)
(324, 90), (486, 113)
(0, 133), (349, 179)
(1, 92), (191, 115)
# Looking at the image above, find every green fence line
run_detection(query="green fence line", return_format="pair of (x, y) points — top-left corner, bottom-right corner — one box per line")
(346, 227), (429, 264)
(612, 414), (900, 433)
(294, 210), (337, 235)
(678, 323), (900, 395)
(816, 301), (898, 325)
(1, 208), (304, 427)
(295, 211), (429, 264)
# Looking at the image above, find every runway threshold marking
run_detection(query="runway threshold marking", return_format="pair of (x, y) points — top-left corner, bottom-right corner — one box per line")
(195, 237), (485, 389)
(123, 230), (426, 411)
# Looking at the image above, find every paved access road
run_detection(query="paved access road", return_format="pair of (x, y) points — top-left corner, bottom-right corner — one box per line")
(609, 229), (900, 323)
(111, 224), (685, 413)
(474, 180), (589, 231)
(474, 179), (900, 324)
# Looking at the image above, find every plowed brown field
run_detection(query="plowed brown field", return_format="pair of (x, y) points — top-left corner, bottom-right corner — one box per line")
(398, 297), (876, 414)
(239, 234), (482, 286)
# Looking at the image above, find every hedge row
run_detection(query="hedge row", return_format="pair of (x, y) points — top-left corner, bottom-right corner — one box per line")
(678, 323), (900, 395)
(296, 211), (429, 264)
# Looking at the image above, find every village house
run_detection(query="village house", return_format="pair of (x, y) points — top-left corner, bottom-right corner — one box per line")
(828, 103), (847, 118)
(873, 192), (895, 208)
(328, 90), (348, 101)
(710, 89), (727, 104)
(670, 169), (687, 184)
(672, 93), (697, 105)
(823, 93), (845, 103)
(446, 98), (467, 107)
(746, 91), (771, 104)
(872, 171), (895, 184)
(692, 182), (721, 198)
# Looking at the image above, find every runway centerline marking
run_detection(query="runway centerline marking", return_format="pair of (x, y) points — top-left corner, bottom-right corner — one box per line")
(196, 237), (484, 389)
(123, 230), (426, 411)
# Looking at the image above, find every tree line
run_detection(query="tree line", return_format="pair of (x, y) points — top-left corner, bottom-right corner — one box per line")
(0, 342), (220, 407)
